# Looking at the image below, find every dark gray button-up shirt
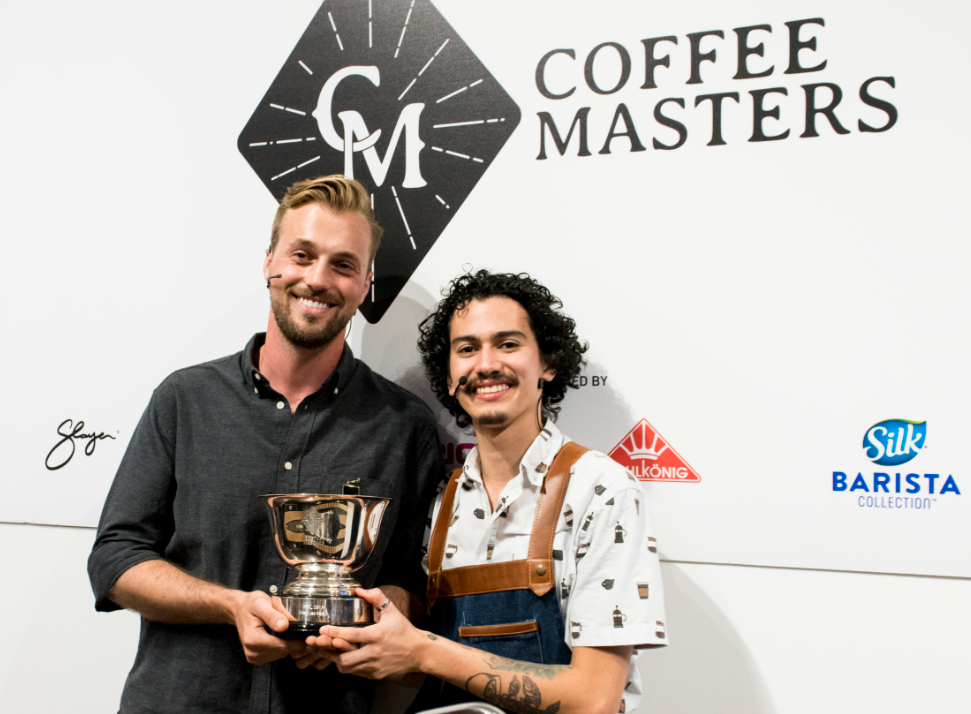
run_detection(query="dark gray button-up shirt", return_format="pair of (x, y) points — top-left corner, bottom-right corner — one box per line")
(89, 334), (444, 714)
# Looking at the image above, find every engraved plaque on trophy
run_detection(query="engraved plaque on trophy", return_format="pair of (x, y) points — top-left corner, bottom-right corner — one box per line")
(262, 491), (390, 638)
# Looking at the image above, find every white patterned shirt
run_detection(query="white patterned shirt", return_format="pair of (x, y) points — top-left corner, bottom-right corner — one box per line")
(422, 422), (667, 713)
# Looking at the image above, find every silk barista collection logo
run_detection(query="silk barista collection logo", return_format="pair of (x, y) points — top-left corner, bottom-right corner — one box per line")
(534, 17), (898, 159)
(239, 0), (520, 323)
(833, 419), (961, 510)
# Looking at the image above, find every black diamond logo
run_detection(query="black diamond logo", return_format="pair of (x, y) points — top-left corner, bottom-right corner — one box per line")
(238, 0), (521, 322)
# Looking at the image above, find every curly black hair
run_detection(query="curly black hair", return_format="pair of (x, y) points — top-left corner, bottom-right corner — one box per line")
(417, 270), (588, 429)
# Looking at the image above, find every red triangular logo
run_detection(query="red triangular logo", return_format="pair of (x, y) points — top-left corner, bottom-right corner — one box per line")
(609, 418), (701, 483)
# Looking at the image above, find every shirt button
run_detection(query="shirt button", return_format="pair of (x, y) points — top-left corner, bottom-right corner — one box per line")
(269, 584), (278, 594)
(253, 388), (259, 394)
(284, 462), (292, 470)
(334, 388), (339, 395)
(255, 374), (261, 381)
(277, 401), (285, 410)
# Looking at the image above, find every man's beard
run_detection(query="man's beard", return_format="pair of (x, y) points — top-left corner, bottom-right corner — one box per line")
(464, 375), (519, 426)
(477, 412), (508, 426)
(272, 290), (350, 350)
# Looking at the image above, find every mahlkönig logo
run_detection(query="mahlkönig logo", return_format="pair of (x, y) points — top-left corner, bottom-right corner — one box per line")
(239, 0), (521, 322)
(609, 418), (700, 483)
(833, 419), (961, 510)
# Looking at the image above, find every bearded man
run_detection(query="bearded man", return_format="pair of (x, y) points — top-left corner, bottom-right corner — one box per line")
(88, 175), (443, 714)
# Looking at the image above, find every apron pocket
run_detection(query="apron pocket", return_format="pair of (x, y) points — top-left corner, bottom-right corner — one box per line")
(458, 620), (538, 637)
(458, 620), (545, 662)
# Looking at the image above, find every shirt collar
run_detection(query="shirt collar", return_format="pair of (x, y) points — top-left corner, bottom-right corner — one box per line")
(240, 332), (357, 399)
(460, 421), (567, 488)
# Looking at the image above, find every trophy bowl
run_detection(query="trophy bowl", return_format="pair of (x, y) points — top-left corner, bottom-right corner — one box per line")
(261, 493), (391, 638)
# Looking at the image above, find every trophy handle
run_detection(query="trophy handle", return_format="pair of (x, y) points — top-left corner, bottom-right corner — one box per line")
(362, 500), (387, 551)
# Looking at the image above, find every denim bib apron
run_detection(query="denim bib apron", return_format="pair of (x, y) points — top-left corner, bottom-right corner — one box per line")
(412, 442), (589, 711)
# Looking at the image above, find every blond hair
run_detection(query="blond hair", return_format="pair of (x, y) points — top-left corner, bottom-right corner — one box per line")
(270, 175), (383, 263)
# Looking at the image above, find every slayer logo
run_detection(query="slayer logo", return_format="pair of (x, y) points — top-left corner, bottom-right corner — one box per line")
(609, 418), (701, 483)
(238, 0), (521, 322)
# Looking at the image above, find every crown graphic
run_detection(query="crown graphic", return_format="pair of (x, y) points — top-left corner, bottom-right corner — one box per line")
(619, 422), (669, 462)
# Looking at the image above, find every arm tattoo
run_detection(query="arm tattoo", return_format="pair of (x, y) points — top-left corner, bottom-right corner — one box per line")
(427, 632), (474, 650)
(466, 673), (561, 714)
(484, 655), (573, 680)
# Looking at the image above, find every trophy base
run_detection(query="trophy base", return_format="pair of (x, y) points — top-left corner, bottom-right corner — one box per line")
(267, 622), (334, 640)
(265, 621), (370, 639)
(265, 595), (373, 638)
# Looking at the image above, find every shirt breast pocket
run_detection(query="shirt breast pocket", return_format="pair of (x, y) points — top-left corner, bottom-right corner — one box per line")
(343, 478), (398, 540)
(343, 478), (401, 584)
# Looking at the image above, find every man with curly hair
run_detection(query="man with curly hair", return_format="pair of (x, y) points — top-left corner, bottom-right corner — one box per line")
(312, 270), (667, 714)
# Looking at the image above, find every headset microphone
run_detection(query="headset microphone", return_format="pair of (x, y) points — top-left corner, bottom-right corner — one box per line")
(265, 274), (282, 289)
(451, 375), (469, 397)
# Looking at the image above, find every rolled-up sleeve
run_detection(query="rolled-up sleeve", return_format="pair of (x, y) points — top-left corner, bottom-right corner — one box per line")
(88, 384), (178, 612)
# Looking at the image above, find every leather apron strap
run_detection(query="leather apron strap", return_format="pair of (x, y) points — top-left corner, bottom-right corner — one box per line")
(426, 468), (463, 608)
(426, 442), (589, 609)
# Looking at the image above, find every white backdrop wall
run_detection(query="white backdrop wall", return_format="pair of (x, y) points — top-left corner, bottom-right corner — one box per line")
(2, 1), (968, 712)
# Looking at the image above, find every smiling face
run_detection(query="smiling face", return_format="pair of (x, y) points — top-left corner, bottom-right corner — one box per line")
(263, 202), (372, 350)
(448, 296), (555, 434)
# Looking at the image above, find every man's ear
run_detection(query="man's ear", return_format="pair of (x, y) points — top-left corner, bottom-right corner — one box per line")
(263, 249), (272, 281)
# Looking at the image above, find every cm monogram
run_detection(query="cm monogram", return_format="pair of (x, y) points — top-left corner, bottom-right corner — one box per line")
(315, 65), (426, 189)
(239, 0), (520, 323)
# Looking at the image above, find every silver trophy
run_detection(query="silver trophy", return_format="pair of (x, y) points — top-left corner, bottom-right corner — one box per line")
(262, 490), (390, 638)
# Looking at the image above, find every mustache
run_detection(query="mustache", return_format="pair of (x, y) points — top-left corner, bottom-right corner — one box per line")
(464, 374), (520, 393)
